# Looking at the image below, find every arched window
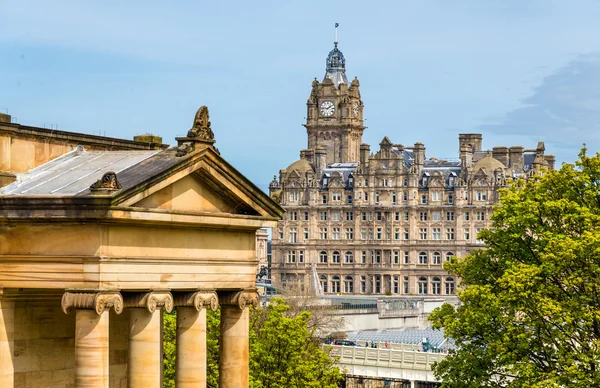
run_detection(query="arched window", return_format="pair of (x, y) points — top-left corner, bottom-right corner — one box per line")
(432, 252), (441, 265)
(344, 276), (354, 293)
(432, 277), (441, 294)
(319, 251), (328, 263)
(445, 252), (454, 262)
(445, 277), (455, 295)
(418, 276), (428, 294)
(320, 275), (328, 293)
(419, 252), (428, 264)
(332, 251), (341, 263)
(345, 251), (353, 263)
(331, 275), (341, 293)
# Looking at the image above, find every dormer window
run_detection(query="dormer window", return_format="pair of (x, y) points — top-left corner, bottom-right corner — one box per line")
(448, 172), (457, 187)
(322, 174), (330, 187)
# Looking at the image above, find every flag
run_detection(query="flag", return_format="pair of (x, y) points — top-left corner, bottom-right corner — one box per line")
(335, 23), (339, 28)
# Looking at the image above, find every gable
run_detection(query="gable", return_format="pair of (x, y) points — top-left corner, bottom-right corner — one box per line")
(131, 174), (257, 215)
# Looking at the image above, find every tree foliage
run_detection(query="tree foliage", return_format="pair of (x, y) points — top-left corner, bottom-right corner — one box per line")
(163, 298), (342, 387)
(429, 148), (600, 387)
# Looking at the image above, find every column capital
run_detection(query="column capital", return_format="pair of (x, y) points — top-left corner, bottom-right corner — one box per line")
(219, 289), (259, 310)
(174, 290), (219, 312)
(62, 290), (123, 315)
(124, 291), (174, 313)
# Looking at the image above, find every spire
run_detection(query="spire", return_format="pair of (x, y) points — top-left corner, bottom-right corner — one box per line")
(324, 36), (348, 87)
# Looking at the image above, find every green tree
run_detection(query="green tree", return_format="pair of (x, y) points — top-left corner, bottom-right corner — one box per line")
(163, 298), (342, 387)
(429, 148), (600, 387)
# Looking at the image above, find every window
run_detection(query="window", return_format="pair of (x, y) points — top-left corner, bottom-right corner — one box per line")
(322, 194), (327, 204)
(375, 192), (380, 204)
(320, 275), (328, 293)
(374, 275), (381, 294)
(464, 212), (470, 221)
(345, 228), (354, 240)
(432, 211), (441, 221)
(446, 211), (454, 221)
(404, 228), (410, 240)
(364, 179), (369, 187)
(394, 227), (400, 240)
(345, 211), (354, 221)
(432, 277), (441, 294)
(464, 228), (470, 240)
(446, 228), (455, 240)
(476, 211), (486, 221)
(288, 192), (299, 202)
(346, 194), (353, 204)
(319, 251), (328, 263)
(344, 251), (353, 263)
(344, 276), (354, 293)
(419, 212), (428, 221)
(403, 251), (409, 264)
(319, 228), (328, 239)
(393, 212), (400, 221)
(287, 250), (296, 263)
(403, 191), (408, 201)
(319, 211), (327, 221)
(448, 193), (454, 204)
(304, 211), (309, 221)
(361, 251), (367, 264)
(281, 273), (287, 288)
(404, 212), (409, 221)
(289, 211), (298, 221)
(332, 227), (340, 240)
(278, 228), (283, 239)
(332, 192), (341, 201)
(403, 178), (408, 186)
(476, 227), (484, 244)
(445, 277), (456, 294)
(419, 251), (428, 264)
(393, 275), (399, 294)
(364, 193), (368, 201)
(303, 228), (309, 240)
(421, 194), (427, 204)
(361, 228), (367, 240)
(331, 211), (341, 221)
(332, 251), (340, 263)
(369, 229), (373, 239)
(476, 191), (487, 201)
(403, 276), (409, 294)
(393, 250), (399, 264)
(432, 191), (441, 201)
(376, 212), (383, 221)
(289, 227), (297, 243)
(361, 276), (367, 293)
(299, 250), (304, 263)
(432, 228), (441, 240)
(374, 250), (381, 264)
(361, 212), (367, 221)
(432, 251), (441, 264)
(445, 252), (454, 262)
(388, 192), (395, 205)
(376, 227), (382, 240)
(418, 277), (428, 294)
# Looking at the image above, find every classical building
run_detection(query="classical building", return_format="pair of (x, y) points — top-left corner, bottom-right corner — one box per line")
(269, 43), (555, 297)
(0, 107), (283, 387)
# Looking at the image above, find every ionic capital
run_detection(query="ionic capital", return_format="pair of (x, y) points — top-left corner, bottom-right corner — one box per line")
(174, 290), (219, 312)
(124, 291), (174, 313)
(219, 289), (259, 310)
(62, 291), (123, 315)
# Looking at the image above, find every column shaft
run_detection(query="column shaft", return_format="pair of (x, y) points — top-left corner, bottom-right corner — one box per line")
(75, 310), (109, 388)
(0, 300), (14, 387)
(219, 305), (249, 388)
(176, 307), (207, 387)
(129, 309), (161, 387)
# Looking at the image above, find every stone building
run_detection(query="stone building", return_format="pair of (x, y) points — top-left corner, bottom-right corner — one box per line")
(0, 107), (283, 387)
(269, 43), (554, 297)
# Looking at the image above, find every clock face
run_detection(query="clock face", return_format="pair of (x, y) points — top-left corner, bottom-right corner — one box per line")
(352, 102), (359, 117)
(320, 101), (335, 117)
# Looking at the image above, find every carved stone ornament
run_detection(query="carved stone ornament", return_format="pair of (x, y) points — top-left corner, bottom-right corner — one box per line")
(186, 105), (215, 142)
(219, 289), (259, 310)
(124, 291), (174, 313)
(174, 291), (219, 312)
(176, 141), (194, 157)
(62, 291), (123, 315)
(90, 171), (122, 192)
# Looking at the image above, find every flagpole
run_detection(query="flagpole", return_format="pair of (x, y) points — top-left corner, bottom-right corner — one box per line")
(335, 23), (338, 43)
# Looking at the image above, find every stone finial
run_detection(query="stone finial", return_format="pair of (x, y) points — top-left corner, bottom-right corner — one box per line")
(124, 291), (174, 313)
(219, 289), (259, 310)
(187, 106), (215, 142)
(62, 291), (123, 315)
(90, 171), (121, 192)
(173, 290), (219, 312)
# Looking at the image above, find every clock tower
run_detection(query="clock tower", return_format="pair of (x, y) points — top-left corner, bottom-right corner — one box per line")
(304, 42), (365, 165)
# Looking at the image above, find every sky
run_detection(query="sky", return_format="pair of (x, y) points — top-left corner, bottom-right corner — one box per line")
(1, 0), (599, 192)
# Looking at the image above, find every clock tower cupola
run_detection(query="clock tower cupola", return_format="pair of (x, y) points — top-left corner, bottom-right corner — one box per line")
(304, 42), (365, 165)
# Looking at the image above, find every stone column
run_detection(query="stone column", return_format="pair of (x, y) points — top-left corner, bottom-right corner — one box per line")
(173, 291), (218, 388)
(218, 290), (258, 388)
(125, 291), (173, 388)
(62, 291), (123, 388)
(0, 290), (14, 387)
